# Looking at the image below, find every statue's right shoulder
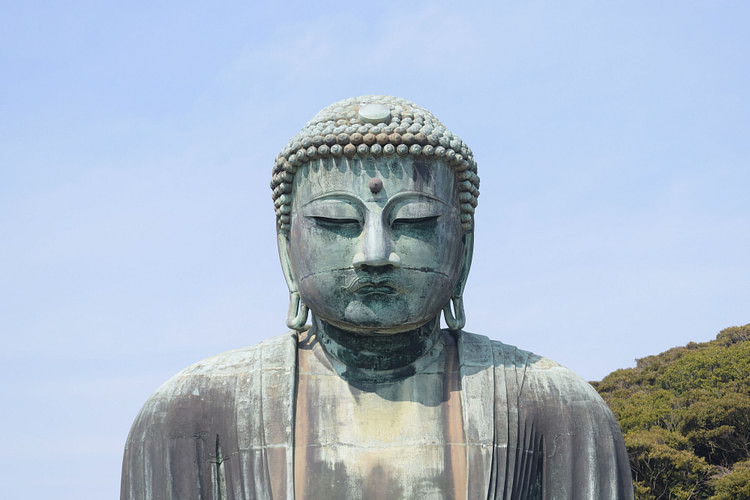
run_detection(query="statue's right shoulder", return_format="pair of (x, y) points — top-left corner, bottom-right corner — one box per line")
(122, 331), (299, 499)
(123, 330), (298, 452)
(146, 330), (299, 401)
(124, 331), (298, 435)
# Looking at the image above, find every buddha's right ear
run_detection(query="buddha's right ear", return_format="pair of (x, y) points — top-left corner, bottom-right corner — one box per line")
(278, 233), (309, 331)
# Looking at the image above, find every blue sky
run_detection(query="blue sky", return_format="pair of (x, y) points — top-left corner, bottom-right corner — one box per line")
(1, 1), (748, 498)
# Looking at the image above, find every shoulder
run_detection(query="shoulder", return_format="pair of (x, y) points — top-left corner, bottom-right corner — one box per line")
(150, 331), (297, 396)
(180, 330), (298, 375)
(462, 331), (623, 439)
(122, 332), (299, 495)
(458, 332), (633, 498)
(127, 331), (298, 432)
(458, 330), (608, 407)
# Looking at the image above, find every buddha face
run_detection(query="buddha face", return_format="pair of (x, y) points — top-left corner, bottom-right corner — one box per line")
(286, 156), (465, 334)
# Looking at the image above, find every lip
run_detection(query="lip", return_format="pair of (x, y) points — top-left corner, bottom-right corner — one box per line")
(345, 279), (399, 295)
(355, 284), (397, 295)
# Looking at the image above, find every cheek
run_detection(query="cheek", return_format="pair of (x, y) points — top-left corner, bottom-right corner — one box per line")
(289, 216), (356, 279)
(298, 271), (349, 310)
(435, 217), (464, 277)
(395, 218), (463, 278)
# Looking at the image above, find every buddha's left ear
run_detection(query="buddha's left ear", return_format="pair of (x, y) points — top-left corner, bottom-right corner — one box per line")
(443, 232), (474, 331)
(278, 233), (309, 331)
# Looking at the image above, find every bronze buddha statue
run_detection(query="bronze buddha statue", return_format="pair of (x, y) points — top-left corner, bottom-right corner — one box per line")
(122, 96), (634, 499)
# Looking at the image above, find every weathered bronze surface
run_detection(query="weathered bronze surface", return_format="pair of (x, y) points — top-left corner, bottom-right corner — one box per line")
(122, 96), (635, 499)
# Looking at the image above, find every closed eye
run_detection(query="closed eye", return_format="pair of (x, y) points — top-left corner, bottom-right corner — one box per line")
(391, 216), (440, 228)
(310, 216), (362, 229)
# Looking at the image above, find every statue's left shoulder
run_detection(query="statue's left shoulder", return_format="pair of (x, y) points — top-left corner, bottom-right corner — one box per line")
(458, 331), (615, 415)
(492, 340), (627, 447)
(457, 332), (634, 498)
(523, 352), (606, 405)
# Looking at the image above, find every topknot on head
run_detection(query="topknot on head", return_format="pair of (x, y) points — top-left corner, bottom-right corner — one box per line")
(271, 95), (480, 235)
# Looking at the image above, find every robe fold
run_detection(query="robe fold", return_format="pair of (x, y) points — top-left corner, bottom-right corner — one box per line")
(121, 331), (634, 499)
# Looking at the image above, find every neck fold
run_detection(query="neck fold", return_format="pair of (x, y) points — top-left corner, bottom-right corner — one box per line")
(311, 315), (444, 383)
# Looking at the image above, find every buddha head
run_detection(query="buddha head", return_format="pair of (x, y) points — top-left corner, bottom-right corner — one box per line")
(272, 96), (479, 335)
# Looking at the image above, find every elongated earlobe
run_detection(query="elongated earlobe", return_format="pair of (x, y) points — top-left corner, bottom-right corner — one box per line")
(443, 233), (474, 332)
(443, 295), (465, 331)
(286, 291), (309, 331)
(278, 233), (309, 331)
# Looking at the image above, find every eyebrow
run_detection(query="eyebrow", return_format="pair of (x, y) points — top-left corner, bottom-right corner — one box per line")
(302, 191), (363, 208)
(384, 191), (453, 210)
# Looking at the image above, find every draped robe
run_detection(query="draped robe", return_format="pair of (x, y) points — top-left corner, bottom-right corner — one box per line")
(121, 331), (634, 499)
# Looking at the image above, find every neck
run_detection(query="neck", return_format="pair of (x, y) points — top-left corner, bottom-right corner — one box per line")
(311, 315), (443, 380)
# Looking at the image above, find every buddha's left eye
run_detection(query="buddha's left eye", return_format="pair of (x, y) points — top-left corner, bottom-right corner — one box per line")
(388, 198), (446, 230)
(391, 216), (439, 230)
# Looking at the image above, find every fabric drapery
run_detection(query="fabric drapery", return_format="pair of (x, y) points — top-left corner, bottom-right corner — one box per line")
(121, 331), (634, 499)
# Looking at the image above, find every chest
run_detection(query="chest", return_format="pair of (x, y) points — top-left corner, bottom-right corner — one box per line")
(293, 340), (466, 500)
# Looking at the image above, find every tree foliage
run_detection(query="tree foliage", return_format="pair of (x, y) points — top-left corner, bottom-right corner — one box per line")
(595, 324), (750, 499)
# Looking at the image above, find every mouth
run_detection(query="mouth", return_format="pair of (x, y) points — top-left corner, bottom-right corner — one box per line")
(345, 278), (399, 295)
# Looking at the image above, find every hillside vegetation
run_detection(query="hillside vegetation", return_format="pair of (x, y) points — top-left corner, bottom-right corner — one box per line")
(594, 324), (750, 499)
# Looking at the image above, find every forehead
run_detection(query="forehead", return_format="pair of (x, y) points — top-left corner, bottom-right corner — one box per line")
(293, 157), (457, 203)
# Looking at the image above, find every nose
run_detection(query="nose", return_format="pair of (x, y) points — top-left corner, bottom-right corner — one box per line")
(352, 215), (401, 269)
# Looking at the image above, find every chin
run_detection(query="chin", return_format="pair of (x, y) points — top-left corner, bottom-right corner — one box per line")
(316, 301), (436, 335)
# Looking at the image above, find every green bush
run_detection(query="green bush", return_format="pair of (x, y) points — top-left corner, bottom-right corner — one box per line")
(709, 459), (750, 499)
(596, 324), (750, 499)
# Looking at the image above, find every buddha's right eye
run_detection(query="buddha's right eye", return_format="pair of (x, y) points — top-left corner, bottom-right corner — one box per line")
(311, 216), (359, 226)
(309, 216), (362, 233)
(302, 197), (363, 233)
